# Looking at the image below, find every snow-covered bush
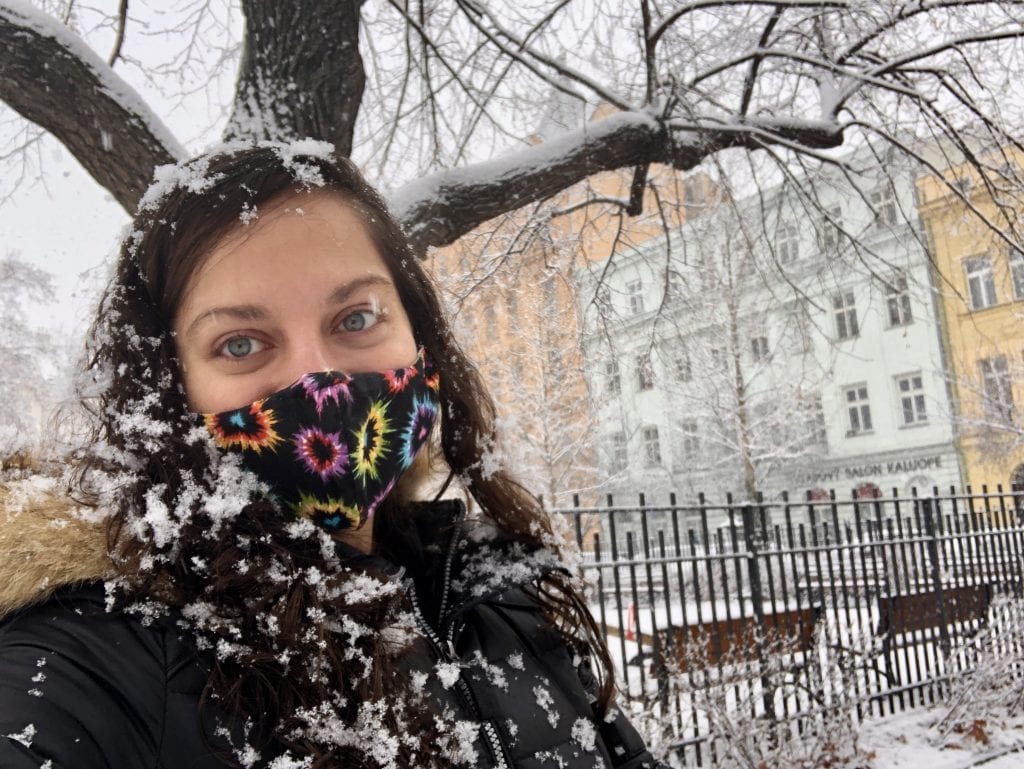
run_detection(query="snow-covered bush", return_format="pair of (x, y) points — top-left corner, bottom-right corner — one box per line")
(934, 594), (1024, 744)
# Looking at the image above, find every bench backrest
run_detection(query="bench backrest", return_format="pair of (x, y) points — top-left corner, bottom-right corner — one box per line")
(657, 606), (821, 672)
(876, 583), (993, 636)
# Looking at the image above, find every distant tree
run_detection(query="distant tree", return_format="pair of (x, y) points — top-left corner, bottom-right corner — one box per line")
(0, 253), (56, 467)
(432, 212), (604, 507)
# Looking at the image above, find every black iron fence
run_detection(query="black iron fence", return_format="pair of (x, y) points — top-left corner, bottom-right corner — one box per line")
(554, 486), (1024, 766)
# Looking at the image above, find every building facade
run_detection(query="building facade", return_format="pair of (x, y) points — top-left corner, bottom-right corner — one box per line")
(578, 152), (964, 512)
(917, 148), (1024, 492)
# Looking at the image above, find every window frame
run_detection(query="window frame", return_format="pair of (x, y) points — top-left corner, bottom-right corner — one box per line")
(673, 343), (692, 382)
(870, 186), (899, 227)
(626, 279), (645, 315)
(604, 359), (621, 395)
(980, 355), (1015, 424)
(894, 372), (928, 426)
(777, 221), (800, 264)
(885, 273), (914, 327)
(636, 352), (655, 391)
(844, 383), (873, 436)
(833, 290), (859, 340)
(817, 204), (843, 251)
(610, 431), (628, 473)
(678, 419), (700, 464)
(965, 255), (998, 311)
(642, 425), (662, 467)
(751, 335), (770, 362)
(1011, 248), (1024, 302)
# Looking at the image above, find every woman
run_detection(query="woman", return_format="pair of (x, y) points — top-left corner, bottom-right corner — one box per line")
(0, 144), (666, 768)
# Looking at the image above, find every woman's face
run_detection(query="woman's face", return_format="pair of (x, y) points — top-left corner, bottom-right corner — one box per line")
(172, 191), (418, 414)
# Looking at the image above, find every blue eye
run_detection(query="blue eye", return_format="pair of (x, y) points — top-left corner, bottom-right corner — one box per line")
(341, 310), (379, 332)
(220, 336), (265, 358)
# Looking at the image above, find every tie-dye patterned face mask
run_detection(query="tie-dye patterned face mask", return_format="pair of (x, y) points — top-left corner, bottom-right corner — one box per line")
(198, 348), (440, 532)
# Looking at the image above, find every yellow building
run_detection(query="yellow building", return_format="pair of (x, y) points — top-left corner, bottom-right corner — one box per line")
(917, 150), (1024, 492)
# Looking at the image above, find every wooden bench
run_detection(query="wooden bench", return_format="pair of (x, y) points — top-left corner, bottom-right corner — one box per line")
(876, 583), (993, 684)
(640, 605), (822, 674)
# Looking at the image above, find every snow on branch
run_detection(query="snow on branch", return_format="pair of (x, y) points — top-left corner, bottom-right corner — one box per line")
(391, 108), (843, 253)
(0, 0), (184, 211)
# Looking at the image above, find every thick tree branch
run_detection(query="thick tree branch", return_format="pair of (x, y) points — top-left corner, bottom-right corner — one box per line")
(0, 1), (183, 212)
(391, 110), (843, 253)
(225, 0), (365, 156)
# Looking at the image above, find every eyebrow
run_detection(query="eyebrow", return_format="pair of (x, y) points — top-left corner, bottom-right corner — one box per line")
(184, 274), (397, 339)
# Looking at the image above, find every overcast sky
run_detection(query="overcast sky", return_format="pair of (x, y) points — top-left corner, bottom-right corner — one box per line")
(1, 3), (239, 333)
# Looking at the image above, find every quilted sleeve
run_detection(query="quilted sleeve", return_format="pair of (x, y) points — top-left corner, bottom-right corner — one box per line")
(0, 590), (167, 769)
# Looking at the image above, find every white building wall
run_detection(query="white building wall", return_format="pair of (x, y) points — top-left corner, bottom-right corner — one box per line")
(578, 154), (963, 506)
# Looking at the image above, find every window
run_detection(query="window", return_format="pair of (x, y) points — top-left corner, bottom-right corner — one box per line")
(965, 256), (998, 310)
(751, 335), (770, 362)
(804, 396), (828, 447)
(895, 373), (927, 425)
(833, 291), (859, 340)
(952, 175), (974, 195)
(667, 270), (684, 298)
(484, 303), (497, 338)
(643, 426), (662, 466)
(845, 384), (873, 435)
(627, 280), (644, 315)
(594, 284), (611, 314)
(679, 420), (700, 462)
(980, 355), (1014, 424)
(636, 353), (655, 391)
(710, 346), (729, 373)
(885, 274), (913, 327)
(777, 222), (799, 264)
(610, 432), (627, 473)
(1011, 249), (1024, 301)
(683, 175), (705, 206)
(818, 205), (843, 251)
(605, 360), (621, 395)
(674, 345), (692, 382)
(870, 187), (898, 226)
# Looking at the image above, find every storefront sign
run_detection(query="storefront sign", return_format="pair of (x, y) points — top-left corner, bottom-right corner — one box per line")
(795, 455), (943, 487)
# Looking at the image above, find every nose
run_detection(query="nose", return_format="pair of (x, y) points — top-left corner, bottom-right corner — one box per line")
(275, 340), (334, 391)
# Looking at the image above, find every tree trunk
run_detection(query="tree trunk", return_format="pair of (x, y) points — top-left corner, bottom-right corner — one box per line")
(225, 0), (366, 156)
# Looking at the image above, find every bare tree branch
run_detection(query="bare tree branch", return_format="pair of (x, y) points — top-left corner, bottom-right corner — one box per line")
(0, 3), (183, 211)
(108, 0), (128, 67)
(391, 109), (844, 253)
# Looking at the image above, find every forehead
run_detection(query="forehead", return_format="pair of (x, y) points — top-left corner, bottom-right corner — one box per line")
(177, 191), (394, 316)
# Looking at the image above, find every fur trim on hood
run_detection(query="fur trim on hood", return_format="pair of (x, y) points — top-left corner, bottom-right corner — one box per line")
(0, 479), (112, 619)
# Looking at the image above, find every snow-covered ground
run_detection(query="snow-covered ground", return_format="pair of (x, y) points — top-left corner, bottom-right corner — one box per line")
(861, 706), (1024, 768)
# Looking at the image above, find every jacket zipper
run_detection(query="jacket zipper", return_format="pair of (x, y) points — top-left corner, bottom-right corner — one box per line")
(407, 545), (511, 769)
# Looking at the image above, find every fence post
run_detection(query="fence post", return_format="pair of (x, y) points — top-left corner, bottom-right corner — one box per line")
(742, 502), (777, 727)
(922, 497), (951, 656)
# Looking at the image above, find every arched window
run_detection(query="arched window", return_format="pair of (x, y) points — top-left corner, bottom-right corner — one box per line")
(854, 482), (883, 500)
(808, 487), (831, 502)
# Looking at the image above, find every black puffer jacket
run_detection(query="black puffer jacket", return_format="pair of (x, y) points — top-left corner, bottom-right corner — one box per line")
(0, 500), (666, 769)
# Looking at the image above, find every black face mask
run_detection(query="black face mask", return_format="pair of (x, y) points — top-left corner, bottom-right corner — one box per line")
(198, 348), (440, 531)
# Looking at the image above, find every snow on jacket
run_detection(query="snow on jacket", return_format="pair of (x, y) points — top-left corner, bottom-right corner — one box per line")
(0, 484), (667, 769)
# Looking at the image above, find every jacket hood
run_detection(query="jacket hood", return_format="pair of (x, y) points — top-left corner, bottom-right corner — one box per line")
(0, 478), (112, 619)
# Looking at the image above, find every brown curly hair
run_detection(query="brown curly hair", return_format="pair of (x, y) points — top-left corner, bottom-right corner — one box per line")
(73, 144), (614, 768)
